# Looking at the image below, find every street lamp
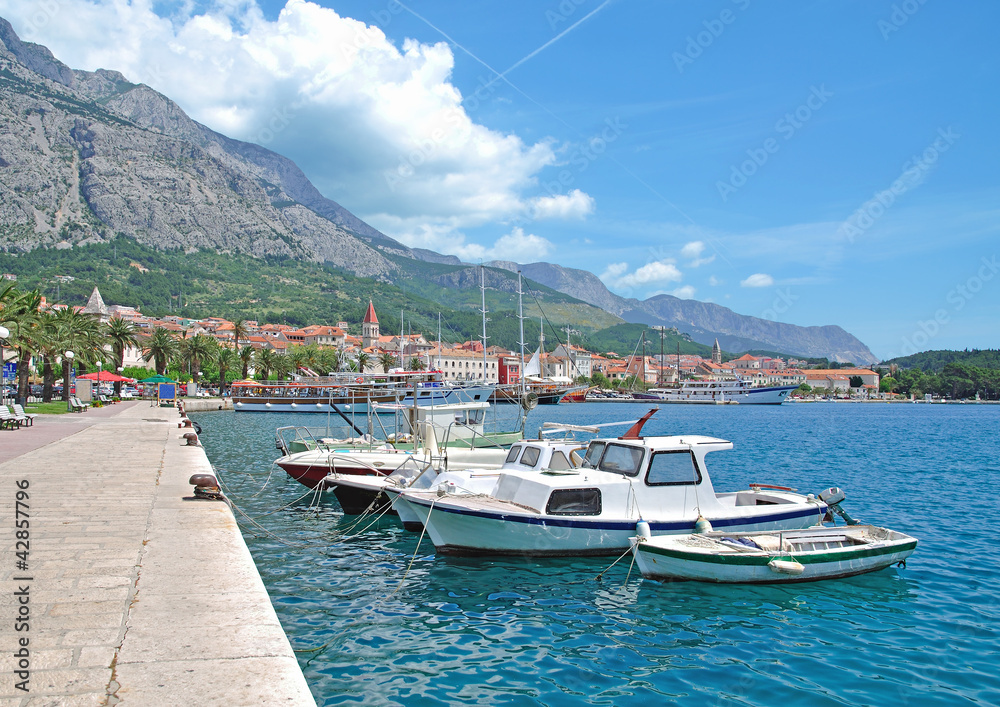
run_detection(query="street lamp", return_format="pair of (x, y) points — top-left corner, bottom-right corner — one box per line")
(117, 366), (124, 398)
(64, 351), (75, 411)
(0, 325), (9, 405)
(96, 360), (102, 404)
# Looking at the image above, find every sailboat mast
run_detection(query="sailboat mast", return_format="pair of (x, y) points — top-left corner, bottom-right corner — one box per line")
(659, 327), (664, 386)
(480, 266), (488, 381)
(518, 271), (526, 397)
(437, 312), (442, 373)
(641, 329), (646, 390)
(399, 309), (404, 369)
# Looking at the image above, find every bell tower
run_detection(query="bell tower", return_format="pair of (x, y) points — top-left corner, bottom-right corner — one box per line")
(362, 300), (379, 349)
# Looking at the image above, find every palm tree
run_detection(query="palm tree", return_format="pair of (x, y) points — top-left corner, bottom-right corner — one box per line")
(271, 352), (292, 382)
(408, 356), (426, 371)
(51, 306), (104, 402)
(143, 328), (180, 375)
(231, 318), (250, 352)
(354, 351), (371, 375)
(239, 345), (254, 380)
(214, 346), (237, 395)
(378, 352), (397, 374)
(2, 288), (44, 403)
(106, 317), (139, 396)
(254, 348), (277, 381)
(182, 334), (216, 381)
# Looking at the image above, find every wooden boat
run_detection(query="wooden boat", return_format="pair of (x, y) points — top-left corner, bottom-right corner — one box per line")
(629, 524), (917, 583)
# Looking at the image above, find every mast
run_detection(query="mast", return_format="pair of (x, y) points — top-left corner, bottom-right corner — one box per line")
(437, 312), (442, 373)
(480, 265), (489, 381)
(399, 309), (404, 370)
(676, 342), (681, 386)
(641, 329), (646, 390)
(518, 271), (526, 397)
(659, 326), (664, 386)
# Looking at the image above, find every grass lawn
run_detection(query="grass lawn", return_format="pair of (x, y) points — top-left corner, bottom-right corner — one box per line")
(22, 401), (73, 415)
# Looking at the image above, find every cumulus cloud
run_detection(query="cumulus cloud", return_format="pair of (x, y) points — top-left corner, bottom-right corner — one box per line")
(740, 273), (775, 288)
(530, 189), (595, 220)
(0, 0), (593, 249)
(680, 240), (715, 267)
(601, 260), (683, 291)
(671, 285), (696, 299)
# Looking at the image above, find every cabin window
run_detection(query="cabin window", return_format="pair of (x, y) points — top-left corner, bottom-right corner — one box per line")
(505, 445), (523, 464)
(548, 451), (572, 470)
(598, 443), (645, 477)
(546, 488), (602, 515)
(645, 451), (701, 486)
(581, 442), (606, 469)
(520, 446), (541, 468)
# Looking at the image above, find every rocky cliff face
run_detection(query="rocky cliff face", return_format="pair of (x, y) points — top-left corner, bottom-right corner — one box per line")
(0, 19), (395, 278)
(490, 260), (878, 364)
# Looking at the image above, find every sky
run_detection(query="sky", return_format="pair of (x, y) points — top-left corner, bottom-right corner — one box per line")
(2, 0), (997, 360)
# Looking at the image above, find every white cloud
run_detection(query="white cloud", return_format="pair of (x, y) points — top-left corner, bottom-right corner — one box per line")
(608, 260), (683, 290)
(680, 240), (715, 267)
(708, 275), (721, 286)
(530, 189), (595, 220)
(681, 241), (705, 258)
(740, 273), (775, 288)
(487, 227), (554, 262)
(599, 262), (629, 282)
(671, 285), (696, 299)
(0, 0), (594, 248)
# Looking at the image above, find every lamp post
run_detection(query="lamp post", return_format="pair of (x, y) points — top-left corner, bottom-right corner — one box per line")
(96, 360), (102, 404)
(116, 366), (124, 398)
(0, 325), (9, 406)
(64, 351), (75, 411)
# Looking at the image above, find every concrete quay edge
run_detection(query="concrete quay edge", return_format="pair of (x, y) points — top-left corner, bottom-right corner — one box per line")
(0, 401), (317, 706)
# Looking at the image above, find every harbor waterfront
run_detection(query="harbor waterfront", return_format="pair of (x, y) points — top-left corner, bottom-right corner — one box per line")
(192, 402), (1000, 706)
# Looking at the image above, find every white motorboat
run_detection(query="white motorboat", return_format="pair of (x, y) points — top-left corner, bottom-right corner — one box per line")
(629, 524), (917, 583)
(632, 379), (797, 404)
(399, 413), (833, 556)
(275, 401), (519, 491)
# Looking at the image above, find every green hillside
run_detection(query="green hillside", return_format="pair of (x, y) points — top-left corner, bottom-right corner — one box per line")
(881, 349), (1000, 373)
(0, 237), (619, 351)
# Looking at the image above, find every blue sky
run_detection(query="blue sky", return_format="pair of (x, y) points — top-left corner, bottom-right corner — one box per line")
(2, 0), (997, 360)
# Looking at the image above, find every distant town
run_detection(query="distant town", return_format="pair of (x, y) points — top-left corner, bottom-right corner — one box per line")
(46, 286), (882, 397)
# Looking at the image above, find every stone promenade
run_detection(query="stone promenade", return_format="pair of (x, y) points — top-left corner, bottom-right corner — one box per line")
(0, 401), (316, 706)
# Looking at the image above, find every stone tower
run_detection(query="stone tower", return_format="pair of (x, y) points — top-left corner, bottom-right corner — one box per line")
(361, 300), (379, 349)
(712, 338), (722, 365)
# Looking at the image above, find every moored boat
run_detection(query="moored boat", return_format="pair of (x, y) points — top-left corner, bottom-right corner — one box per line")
(632, 379), (797, 404)
(398, 410), (832, 556)
(629, 524), (917, 583)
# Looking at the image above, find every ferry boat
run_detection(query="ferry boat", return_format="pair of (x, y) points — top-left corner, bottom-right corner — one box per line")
(632, 379), (798, 405)
(231, 370), (492, 413)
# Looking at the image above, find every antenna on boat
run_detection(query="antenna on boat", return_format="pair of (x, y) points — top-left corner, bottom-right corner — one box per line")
(620, 408), (657, 439)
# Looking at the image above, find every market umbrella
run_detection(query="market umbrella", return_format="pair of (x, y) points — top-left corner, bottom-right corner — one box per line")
(76, 372), (135, 382)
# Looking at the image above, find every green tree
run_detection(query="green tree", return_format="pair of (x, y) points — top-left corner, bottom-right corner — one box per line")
(408, 356), (426, 371)
(879, 377), (897, 394)
(231, 319), (250, 351)
(254, 348), (277, 381)
(378, 351), (397, 373)
(849, 375), (864, 389)
(143, 328), (181, 375)
(590, 372), (610, 389)
(51, 306), (104, 402)
(106, 317), (139, 395)
(355, 351), (371, 374)
(271, 352), (292, 381)
(239, 345), (254, 380)
(181, 334), (216, 380)
(214, 346), (236, 395)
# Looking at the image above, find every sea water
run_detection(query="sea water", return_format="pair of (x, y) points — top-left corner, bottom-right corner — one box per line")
(191, 402), (1000, 706)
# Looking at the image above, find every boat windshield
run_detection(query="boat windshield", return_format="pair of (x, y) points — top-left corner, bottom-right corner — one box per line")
(581, 441), (644, 477)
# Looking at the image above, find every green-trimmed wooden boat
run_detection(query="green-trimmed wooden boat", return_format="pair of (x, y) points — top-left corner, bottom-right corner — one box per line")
(630, 524), (917, 583)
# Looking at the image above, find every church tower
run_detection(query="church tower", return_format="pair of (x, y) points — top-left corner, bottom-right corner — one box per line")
(361, 300), (379, 349)
(712, 338), (722, 365)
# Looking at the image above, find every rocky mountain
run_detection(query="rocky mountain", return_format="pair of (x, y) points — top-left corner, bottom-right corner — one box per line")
(0, 19), (877, 363)
(0, 19), (395, 278)
(489, 260), (878, 364)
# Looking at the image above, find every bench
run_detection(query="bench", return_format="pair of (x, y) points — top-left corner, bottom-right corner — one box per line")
(0, 407), (23, 429)
(11, 404), (36, 426)
(69, 397), (90, 413)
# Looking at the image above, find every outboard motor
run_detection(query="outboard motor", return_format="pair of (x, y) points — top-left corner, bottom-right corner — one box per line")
(819, 487), (858, 525)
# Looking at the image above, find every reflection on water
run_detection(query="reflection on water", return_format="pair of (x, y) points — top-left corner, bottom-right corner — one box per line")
(193, 403), (1000, 706)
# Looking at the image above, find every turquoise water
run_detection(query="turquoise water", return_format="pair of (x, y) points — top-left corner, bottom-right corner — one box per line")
(192, 402), (1000, 706)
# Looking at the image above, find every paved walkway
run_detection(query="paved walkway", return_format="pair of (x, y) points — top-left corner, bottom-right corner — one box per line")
(0, 402), (316, 705)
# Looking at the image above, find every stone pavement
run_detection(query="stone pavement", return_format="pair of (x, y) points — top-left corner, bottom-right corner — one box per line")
(0, 402), (316, 705)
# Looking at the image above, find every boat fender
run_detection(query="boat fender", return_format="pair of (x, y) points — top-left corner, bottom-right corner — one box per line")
(768, 559), (804, 575)
(694, 515), (713, 534)
(636, 520), (651, 541)
(437, 481), (457, 497)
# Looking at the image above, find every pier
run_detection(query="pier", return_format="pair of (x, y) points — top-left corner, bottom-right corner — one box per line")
(0, 401), (315, 705)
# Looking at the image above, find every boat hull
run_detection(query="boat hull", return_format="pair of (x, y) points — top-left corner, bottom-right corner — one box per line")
(637, 384), (799, 405)
(401, 496), (826, 557)
(631, 527), (917, 583)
